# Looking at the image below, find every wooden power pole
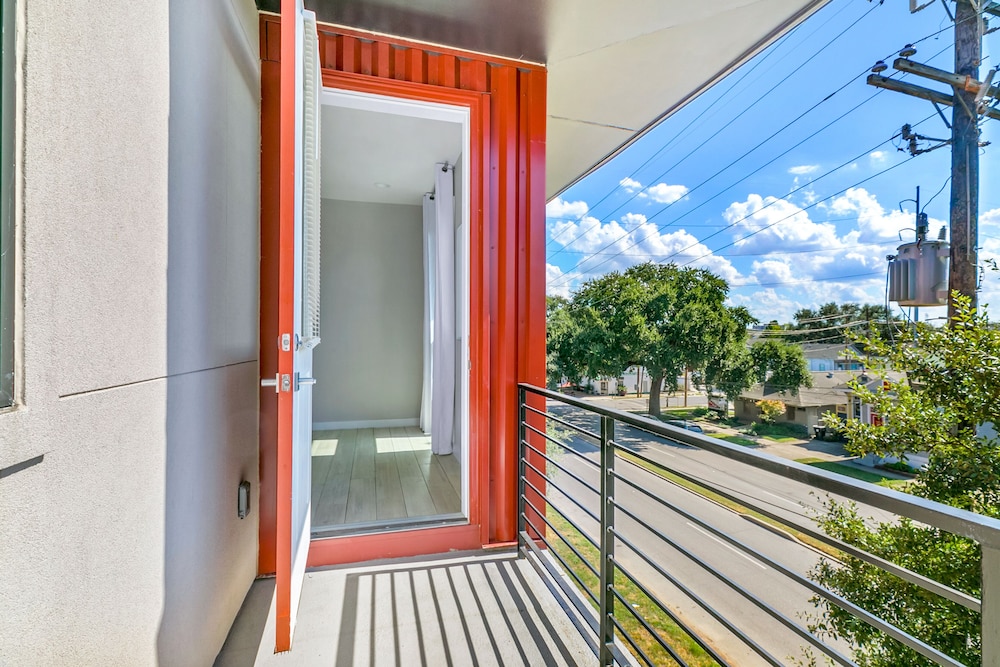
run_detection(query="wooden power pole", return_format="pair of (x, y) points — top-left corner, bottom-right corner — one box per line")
(949, 0), (981, 318)
(867, 0), (997, 317)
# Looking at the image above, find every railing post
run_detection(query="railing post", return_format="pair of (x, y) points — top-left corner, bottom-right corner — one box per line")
(983, 544), (1000, 665)
(599, 414), (616, 666)
(517, 385), (527, 554)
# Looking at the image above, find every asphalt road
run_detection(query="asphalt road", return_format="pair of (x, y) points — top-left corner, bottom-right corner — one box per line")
(536, 401), (869, 665)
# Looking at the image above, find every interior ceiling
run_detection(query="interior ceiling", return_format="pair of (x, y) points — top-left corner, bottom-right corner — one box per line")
(321, 105), (461, 205)
(265, 0), (828, 199)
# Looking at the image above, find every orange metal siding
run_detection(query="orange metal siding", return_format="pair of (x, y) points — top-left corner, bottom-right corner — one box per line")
(258, 15), (547, 568)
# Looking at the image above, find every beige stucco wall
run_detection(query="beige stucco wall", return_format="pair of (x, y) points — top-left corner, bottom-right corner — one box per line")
(0, 1), (261, 665)
(313, 199), (424, 425)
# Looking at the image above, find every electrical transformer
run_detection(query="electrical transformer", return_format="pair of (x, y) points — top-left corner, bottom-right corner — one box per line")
(887, 238), (949, 306)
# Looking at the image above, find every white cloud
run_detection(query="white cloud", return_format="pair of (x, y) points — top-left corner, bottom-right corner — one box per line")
(645, 183), (689, 204)
(546, 264), (572, 298)
(829, 187), (932, 241)
(788, 164), (819, 175)
(546, 197), (589, 220)
(545, 212), (742, 290)
(619, 177), (643, 192)
(869, 150), (888, 165)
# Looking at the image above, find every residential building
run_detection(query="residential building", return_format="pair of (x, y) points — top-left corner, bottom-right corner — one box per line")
(7, 1), (946, 665)
(799, 342), (865, 372)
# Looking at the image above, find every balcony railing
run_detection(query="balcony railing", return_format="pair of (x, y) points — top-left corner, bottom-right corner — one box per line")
(516, 383), (1000, 667)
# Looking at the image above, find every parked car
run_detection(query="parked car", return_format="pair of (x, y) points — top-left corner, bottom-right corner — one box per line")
(665, 419), (703, 433)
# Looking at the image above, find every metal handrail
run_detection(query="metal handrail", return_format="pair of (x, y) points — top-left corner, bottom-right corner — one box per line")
(516, 383), (1000, 667)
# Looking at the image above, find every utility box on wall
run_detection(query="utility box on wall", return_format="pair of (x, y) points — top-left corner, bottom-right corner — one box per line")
(888, 240), (949, 306)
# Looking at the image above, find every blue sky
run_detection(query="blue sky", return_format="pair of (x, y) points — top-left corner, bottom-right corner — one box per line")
(545, 0), (1000, 324)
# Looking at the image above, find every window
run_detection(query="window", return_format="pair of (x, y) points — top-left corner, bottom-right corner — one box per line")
(0, 0), (14, 408)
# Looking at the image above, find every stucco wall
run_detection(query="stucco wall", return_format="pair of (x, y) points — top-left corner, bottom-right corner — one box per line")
(313, 199), (424, 425)
(0, 1), (261, 665)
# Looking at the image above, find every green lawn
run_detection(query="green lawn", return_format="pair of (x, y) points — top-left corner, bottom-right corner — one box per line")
(795, 458), (910, 489)
(545, 511), (721, 666)
(748, 421), (808, 443)
(716, 434), (758, 447)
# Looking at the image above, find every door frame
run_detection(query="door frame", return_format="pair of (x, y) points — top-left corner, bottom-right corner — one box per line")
(306, 71), (490, 567)
(316, 86), (473, 521)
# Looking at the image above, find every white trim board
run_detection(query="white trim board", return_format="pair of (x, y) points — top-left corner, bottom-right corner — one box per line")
(313, 418), (420, 430)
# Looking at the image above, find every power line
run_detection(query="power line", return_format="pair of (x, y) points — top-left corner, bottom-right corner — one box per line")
(548, 29), (960, 287)
(673, 147), (924, 269)
(552, 119), (927, 290)
(547, 90), (890, 287)
(548, 237), (897, 259)
(544, 10), (812, 249)
(728, 272), (883, 288)
(548, 1), (887, 262)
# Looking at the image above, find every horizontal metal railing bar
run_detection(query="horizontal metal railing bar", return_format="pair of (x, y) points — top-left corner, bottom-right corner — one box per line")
(611, 559), (733, 666)
(522, 440), (601, 499)
(521, 495), (601, 580)
(522, 478), (601, 552)
(520, 515), (600, 605)
(610, 615), (656, 667)
(523, 421), (601, 469)
(610, 486), (964, 667)
(611, 511), (855, 667)
(524, 403), (601, 441)
(520, 535), (600, 655)
(608, 530), (785, 666)
(521, 383), (1000, 547)
(610, 587), (691, 667)
(521, 533), (634, 667)
(611, 452), (982, 613)
(522, 458), (601, 525)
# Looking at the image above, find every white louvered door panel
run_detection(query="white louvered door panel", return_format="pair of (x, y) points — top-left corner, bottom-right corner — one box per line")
(300, 12), (321, 348)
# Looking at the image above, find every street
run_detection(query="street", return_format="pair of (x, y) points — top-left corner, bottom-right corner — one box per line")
(536, 400), (873, 665)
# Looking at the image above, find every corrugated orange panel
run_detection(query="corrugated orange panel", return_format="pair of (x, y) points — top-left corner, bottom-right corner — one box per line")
(270, 22), (547, 555)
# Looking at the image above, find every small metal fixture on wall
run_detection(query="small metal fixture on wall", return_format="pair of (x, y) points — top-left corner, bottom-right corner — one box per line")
(238, 481), (251, 519)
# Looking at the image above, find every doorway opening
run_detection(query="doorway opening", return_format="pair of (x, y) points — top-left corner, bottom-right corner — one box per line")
(310, 89), (471, 538)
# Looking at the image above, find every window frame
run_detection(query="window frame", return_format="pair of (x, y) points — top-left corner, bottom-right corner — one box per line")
(0, 0), (15, 408)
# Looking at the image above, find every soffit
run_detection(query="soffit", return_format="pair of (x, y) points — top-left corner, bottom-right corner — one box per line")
(264, 0), (828, 198)
(321, 104), (462, 205)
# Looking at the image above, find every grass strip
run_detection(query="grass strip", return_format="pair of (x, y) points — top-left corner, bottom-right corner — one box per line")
(617, 451), (843, 560)
(545, 511), (720, 667)
(716, 434), (758, 448)
(795, 458), (909, 490)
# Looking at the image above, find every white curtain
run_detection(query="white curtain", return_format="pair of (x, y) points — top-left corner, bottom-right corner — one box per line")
(420, 164), (456, 455)
(419, 194), (435, 435)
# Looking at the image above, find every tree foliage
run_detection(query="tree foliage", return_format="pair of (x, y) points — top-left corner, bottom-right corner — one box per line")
(755, 399), (784, 424)
(546, 262), (812, 414)
(808, 295), (1000, 667)
(789, 302), (900, 344)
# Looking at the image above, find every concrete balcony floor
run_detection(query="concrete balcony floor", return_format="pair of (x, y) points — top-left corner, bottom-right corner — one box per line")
(215, 549), (592, 666)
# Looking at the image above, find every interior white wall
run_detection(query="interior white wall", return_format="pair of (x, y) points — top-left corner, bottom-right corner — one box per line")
(313, 199), (424, 426)
(0, 1), (260, 665)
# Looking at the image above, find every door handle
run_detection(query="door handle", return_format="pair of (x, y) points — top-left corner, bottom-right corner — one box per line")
(295, 373), (317, 391)
(261, 374), (291, 393)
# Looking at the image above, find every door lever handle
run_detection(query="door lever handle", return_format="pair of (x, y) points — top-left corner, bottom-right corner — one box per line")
(261, 374), (290, 393)
(295, 373), (317, 391)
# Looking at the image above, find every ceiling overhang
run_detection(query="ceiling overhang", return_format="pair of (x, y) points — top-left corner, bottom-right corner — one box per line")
(261, 0), (830, 199)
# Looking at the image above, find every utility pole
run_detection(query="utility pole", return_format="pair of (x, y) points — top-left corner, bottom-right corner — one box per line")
(867, 0), (998, 317)
(950, 0), (981, 318)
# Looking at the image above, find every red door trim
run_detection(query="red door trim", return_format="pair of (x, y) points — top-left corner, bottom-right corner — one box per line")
(274, 0), (297, 652)
(304, 70), (492, 568)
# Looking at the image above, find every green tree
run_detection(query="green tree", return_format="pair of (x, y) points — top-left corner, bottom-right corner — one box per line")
(546, 295), (580, 389)
(750, 339), (813, 394)
(552, 262), (759, 415)
(808, 295), (1000, 666)
(789, 302), (901, 343)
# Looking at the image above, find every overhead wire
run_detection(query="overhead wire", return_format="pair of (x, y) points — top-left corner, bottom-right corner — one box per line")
(547, 0), (887, 261)
(547, 24), (961, 289)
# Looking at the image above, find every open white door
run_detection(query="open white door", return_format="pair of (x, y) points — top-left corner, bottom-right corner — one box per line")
(271, 0), (320, 651)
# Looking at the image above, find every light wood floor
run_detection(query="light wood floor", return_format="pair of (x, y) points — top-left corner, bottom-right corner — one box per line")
(311, 426), (463, 531)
